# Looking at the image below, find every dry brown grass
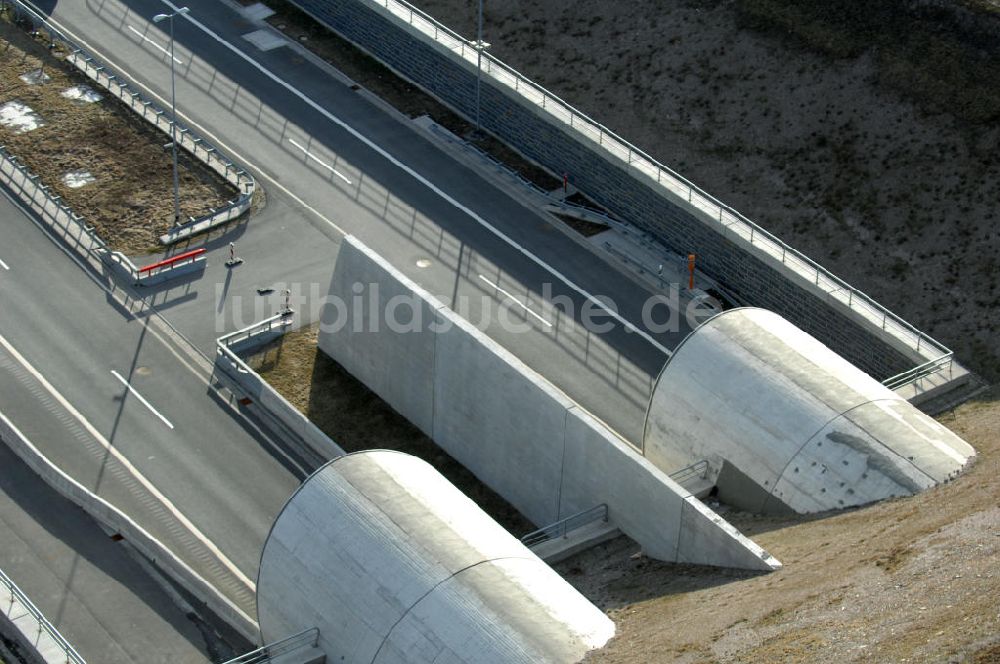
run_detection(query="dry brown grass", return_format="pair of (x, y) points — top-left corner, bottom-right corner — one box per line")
(0, 19), (237, 255)
(246, 324), (535, 536)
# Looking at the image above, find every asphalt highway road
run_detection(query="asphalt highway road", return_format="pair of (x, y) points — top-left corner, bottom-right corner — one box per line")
(0, 445), (221, 663)
(41, 0), (695, 444)
(0, 191), (301, 619)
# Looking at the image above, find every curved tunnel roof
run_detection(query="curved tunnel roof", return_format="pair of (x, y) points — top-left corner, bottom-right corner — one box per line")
(257, 450), (614, 663)
(643, 308), (975, 513)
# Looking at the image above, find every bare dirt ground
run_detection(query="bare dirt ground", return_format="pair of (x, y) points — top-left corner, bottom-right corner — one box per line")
(246, 324), (535, 536)
(0, 16), (237, 255)
(567, 386), (1000, 662)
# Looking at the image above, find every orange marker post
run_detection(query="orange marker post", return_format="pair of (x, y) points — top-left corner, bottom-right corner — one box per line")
(687, 253), (696, 290)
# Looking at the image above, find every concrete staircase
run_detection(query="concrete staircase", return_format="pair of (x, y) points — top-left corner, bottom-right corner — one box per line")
(529, 519), (621, 564)
(522, 504), (622, 564)
(669, 459), (718, 500)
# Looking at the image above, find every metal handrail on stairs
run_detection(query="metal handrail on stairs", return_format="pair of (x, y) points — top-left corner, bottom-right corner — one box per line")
(520, 504), (608, 548)
(669, 459), (710, 488)
(222, 627), (319, 664)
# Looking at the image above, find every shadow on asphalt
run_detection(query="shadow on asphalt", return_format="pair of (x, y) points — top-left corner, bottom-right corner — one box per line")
(0, 444), (220, 659)
(202, 381), (313, 482)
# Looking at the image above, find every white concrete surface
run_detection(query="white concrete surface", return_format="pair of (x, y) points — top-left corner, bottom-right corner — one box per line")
(318, 241), (439, 438)
(560, 407), (777, 569)
(256, 451), (614, 663)
(643, 308), (976, 513)
(318, 237), (779, 571)
(431, 308), (570, 525)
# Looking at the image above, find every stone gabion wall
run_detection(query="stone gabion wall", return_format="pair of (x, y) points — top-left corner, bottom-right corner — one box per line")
(289, 0), (916, 379)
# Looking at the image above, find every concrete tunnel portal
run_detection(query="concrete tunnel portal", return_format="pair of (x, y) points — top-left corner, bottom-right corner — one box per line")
(256, 450), (615, 664)
(643, 308), (975, 514)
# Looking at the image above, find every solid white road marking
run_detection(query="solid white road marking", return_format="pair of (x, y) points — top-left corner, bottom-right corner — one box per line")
(0, 160), (310, 481)
(110, 369), (175, 429)
(288, 137), (352, 184)
(126, 25), (183, 65)
(0, 257), (8, 270)
(0, 334), (255, 590)
(479, 274), (553, 327)
(156, 0), (671, 356)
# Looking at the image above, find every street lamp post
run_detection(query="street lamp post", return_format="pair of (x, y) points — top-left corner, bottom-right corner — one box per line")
(153, 7), (189, 227)
(474, 0), (489, 135)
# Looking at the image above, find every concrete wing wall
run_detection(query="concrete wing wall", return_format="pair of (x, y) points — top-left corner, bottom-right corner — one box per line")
(318, 240), (440, 437)
(318, 235), (567, 525)
(430, 308), (571, 527)
(561, 407), (776, 568)
(318, 236), (779, 571)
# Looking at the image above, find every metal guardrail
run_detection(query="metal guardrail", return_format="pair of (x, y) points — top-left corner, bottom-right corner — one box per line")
(216, 313), (346, 466)
(5, 0), (255, 245)
(67, 50), (254, 196)
(0, 145), (141, 280)
(602, 241), (677, 291)
(0, 567), (86, 664)
(427, 121), (550, 198)
(669, 459), (710, 487)
(520, 504), (608, 548)
(882, 353), (955, 390)
(138, 247), (206, 276)
(547, 199), (625, 231)
(222, 627), (319, 664)
(217, 313), (293, 356)
(373, 0), (953, 384)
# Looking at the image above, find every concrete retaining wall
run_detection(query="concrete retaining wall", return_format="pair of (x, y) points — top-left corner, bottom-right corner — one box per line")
(318, 236), (779, 571)
(215, 325), (346, 468)
(0, 411), (260, 642)
(291, 0), (925, 380)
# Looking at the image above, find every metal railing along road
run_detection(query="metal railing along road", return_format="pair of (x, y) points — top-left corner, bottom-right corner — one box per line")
(215, 313), (346, 467)
(0, 567), (86, 664)
(137, 247), (206, 277)
(520, 504), (608, 548)
(372, 0), (953, 384)
(4, 0), (256, 243)
(882, 353), (957, 391)
(217, 313), (293, 357)
(222, 627), (319, 664)
(0, 145), (142, 280)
